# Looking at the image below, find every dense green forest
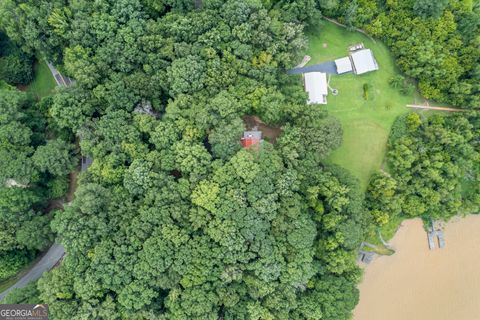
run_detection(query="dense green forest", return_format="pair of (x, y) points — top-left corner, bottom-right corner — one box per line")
(0, 33), (33, 86)
(366, 112), (479, 227)
(0, 0), (478, 319)
(0, 89), (75, 282)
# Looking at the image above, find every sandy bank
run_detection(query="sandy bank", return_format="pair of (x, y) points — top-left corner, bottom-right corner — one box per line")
(354, 215), (480, 320)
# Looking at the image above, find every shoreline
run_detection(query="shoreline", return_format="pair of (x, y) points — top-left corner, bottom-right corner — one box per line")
(354, 215), (480, 320)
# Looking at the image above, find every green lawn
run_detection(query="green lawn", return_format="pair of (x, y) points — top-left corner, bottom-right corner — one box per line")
(26, 60), (56, 99)
(305, 22), (415, 190)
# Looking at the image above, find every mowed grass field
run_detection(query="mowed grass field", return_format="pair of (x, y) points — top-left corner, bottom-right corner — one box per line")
(27, 60), (56, 99)
(305, 22), (415, 190)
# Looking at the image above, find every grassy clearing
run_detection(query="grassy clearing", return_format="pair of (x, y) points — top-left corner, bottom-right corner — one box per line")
(305, 21), (416, 190)
(363, 244), (395, 256)
(365, 214), (405, 247)
(26, 60), (56, 99)
(363, 215), (404, 255)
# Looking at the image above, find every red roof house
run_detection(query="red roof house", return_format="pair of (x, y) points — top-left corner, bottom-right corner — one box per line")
(240, 128), (263, 148)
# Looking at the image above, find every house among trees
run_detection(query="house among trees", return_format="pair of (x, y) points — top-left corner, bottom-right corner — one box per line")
(350, 49), (379, 75)
(240, 128), (263, 148)
(304, 72), (328, 104)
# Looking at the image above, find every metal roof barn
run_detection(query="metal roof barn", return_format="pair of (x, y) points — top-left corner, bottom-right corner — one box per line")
(304, 72), (328, 104)
(350, 49), (379, 75)
(335, 57), (353, 74)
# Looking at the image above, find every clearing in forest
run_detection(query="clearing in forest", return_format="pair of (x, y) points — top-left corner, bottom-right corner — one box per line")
(26, 60), (57, 99)
(305, 22), (415, 190)
(243, 115), (282, 144)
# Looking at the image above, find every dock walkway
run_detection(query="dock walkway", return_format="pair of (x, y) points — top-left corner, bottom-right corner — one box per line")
(437, 230), (446, 248)
(427, 220), (446, 250)
(428, 231), (436, 250)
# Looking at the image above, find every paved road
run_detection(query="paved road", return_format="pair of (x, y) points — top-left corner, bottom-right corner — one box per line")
(0, 244), (65, 301)
(0, 78), (87, 301)
(46, 62), (75, 87)
(288, 61), (338, 75)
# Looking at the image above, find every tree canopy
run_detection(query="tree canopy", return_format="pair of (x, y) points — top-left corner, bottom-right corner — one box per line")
(366, 112), (479, 227)
(0, 0), (370, 318)
(0, 0), (478, 318)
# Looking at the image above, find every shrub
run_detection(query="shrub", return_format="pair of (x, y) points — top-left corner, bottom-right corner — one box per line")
(388, 75), (404, 89)
(362, 83), (370, 100)
(0, 251), (33, 282)
(400, 82), (415, 96)
(405, 112), (422, 131)
(390, 75), (415, 96)
(388, 113), (409, 145)
(1, 282), (41, 304)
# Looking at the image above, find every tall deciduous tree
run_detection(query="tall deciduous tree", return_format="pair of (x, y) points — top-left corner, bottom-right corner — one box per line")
(33, 139), (76, 176)
(413, 0), (449, 19)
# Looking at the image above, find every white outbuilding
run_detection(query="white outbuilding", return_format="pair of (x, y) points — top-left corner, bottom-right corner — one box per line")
(350, 49), (379, 75)
(304, 72), (328, 104)
(334, 57), (353, 74)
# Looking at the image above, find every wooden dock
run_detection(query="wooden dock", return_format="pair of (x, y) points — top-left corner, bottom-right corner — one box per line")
(428, 231), (436, 250)
(437, 230), (446, 249)
(358, 250), (375, 264)
(427, 219), (446, 250)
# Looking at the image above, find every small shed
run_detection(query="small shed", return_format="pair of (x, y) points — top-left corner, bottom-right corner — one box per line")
(350, 49), (379, 75)
(304, 72), (328, 104)
(241, 128), (262, 148)
(335, 57), (353, 74)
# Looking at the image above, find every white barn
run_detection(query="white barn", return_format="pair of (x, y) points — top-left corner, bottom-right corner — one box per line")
(335, 57), (353, 74)
(350, 49), (379, 75)
(304, 72), (328, 105)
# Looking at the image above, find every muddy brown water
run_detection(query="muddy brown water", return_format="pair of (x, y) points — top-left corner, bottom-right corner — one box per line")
(354, 216), (480, 320)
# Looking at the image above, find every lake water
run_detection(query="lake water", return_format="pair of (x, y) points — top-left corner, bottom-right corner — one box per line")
(354, 216), (480, 320)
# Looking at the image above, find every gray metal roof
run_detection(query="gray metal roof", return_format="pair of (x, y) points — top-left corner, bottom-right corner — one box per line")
(243, 130), (262, 140)
(350, 49), (379, 75)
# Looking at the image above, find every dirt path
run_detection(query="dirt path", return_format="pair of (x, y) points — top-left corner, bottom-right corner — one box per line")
(406, 104), (466, 112)
(66, 170), (78, 203)
(355, 216), (480, 320)
(322, 17), (376, 43)
(44, 165), (80, 211)
(243, 115), (282, 144)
